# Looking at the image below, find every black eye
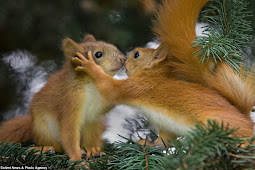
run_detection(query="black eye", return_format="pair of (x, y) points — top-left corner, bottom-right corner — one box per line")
(95, 51), (103, 58)
(134, 51), (140, 59)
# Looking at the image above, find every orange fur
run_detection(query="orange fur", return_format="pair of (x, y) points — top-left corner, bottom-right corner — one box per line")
(153, 0), (255, 116)
(0, 35), (125, 161)
(30, 35), (125, 161)
(0, 115), (33, 143)
(73, 13), (254, 146)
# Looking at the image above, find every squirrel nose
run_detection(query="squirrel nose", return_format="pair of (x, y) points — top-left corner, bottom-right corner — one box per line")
(119, 57), (126, 64)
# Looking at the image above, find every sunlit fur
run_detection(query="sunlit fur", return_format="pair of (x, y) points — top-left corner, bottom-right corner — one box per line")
(153, 0), (255, 116)
(0, 34), (125, 161)
(76, 0), (255, 145)
(80, 47), (254, 146)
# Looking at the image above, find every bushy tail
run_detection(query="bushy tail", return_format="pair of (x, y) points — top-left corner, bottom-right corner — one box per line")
(153, 0), (210, 84)
(0, 115), (33, 143)
(206, 64), (255, 116)
(153, 0), (255, 116)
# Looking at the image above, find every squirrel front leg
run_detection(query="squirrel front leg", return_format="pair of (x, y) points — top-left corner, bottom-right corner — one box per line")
(59, 117), (81, 161)
(58, 96), (84, 161)
(80, 119), (105, 158)
(72, 52), (131, 103)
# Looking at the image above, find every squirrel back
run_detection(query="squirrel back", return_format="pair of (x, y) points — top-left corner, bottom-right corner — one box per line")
(153, 0), (255, 116)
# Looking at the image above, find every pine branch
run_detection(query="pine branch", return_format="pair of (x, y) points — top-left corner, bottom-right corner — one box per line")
(0, 142), (85, 169)
(194, 0), (253, 72)
(99, 121), (255, 169)
(108, 136), (166, 170)
(163, 120), (255, 169)
(1, 121), (255, 169)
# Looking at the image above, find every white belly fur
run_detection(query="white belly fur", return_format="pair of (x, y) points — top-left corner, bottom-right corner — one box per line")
(45, 115), (61, 142)
(141, 108), (191, 136)
(42, 83), (107, 142)
(81, 83), (107, 123)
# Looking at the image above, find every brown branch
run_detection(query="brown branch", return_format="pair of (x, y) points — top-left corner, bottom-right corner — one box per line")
(142, 145), (149, 170)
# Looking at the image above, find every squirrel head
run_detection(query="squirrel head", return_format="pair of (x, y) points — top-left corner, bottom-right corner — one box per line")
(62, 34), (126, 76)
(125, 43), (169, 76)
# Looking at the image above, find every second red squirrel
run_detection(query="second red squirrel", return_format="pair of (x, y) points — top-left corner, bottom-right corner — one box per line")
(152, 0), (255, 117)
(72, 0), (255, 146)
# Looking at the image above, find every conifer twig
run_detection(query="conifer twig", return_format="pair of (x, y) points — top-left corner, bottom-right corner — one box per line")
(141, 144), (149, 170)
(194, 0), (253, 72)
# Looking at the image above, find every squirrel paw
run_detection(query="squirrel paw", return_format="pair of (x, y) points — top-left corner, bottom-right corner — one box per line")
(85, 147), (105, 158)
(72, 51), (103, 74)
(72, 51), (94, 70)
(29, 146), (55, 154)
(74, 160), (90, 169)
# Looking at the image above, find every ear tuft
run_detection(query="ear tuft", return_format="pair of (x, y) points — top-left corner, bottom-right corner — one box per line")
(62, 38), (82, 58)
(146, 43), (169, 69)
(153, 43), (169, 59)
(83, 34), (96, 42)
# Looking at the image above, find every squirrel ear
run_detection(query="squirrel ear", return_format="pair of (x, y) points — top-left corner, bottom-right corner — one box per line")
(83, 34), (96, 42)
(62, 38), (82, 58)
(146, 43), (169, 69)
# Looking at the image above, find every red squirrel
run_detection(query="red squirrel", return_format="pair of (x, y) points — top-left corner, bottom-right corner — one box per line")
(0, 34), (126, 161)
(71, 0), (255, 147)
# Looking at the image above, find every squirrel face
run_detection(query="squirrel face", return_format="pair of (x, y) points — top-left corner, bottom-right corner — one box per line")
(62, 34), (126, 76)
(81, 41), (126, 76)
(125, 48), (155, 76)
(125, 43), (169, 76)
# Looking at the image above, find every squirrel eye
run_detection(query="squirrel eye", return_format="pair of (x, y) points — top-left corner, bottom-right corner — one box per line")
(95, 51), (103, 58)
(134, 51), (140, 59)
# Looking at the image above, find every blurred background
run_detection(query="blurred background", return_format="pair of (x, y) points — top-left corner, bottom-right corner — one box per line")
(0, 0), (255, 141)
(0, 0), (157, 119)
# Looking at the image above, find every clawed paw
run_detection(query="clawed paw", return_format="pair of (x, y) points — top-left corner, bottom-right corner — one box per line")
(72, 51), (93, 65)
(71, 51), (99, 75)
(29, 146), (55, 154)
(84, 147), (105, 158)
(74, 161), (90, 169)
